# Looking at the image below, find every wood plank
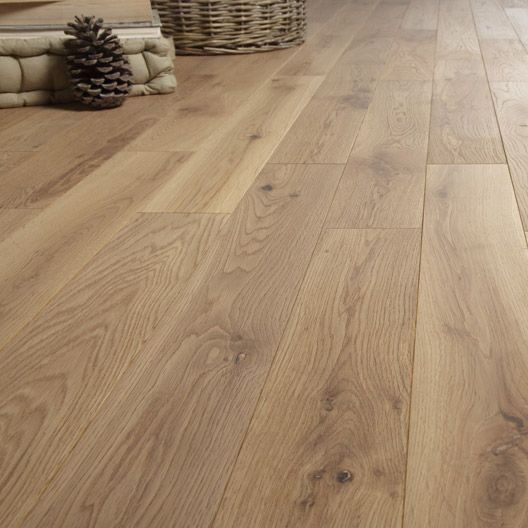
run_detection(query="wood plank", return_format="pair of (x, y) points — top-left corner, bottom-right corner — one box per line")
(278, 2), (377, 76)
(327, 80), (432, 228)
(270, 63), (381, 164)
(0, 104), (165, 208)
(381, 29), (436, 80)
(471, 0), (517, 38)
(490, 81), (528, 227)
(0, 151), (28, 173)
(505, 7), (528, 46)
(428, 78), (505, 163)
(0, 107), (79, 152)
(126, 49), (300, 153)
(402, 0), (439, 30)
(214, 228), (421, 528)
(480, 39), (528, 81)
(142, 75), (323, 214)
(0, 151), (189, 351)
(404, 164), (528, 526)
(435, 0), (485, 80)
(20, 163), (343, 528)
(0, 211), (226, 527)
(0, 208), (39, 243)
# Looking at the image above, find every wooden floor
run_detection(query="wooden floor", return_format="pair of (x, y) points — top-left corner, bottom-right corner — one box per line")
(2, 0), (528, 526)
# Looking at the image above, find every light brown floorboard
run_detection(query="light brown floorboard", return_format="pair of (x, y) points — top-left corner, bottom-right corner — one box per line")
(19, 163), (343, 528)
(0, 151), (190, 350)
(327, 80), (432, 228)
(214, 228), (421, 528)
(404, 164), (528, 527)
(0, 212), (226, 527)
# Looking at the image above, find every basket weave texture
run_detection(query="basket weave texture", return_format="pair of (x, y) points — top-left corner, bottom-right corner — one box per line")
(151, 0), (306, 55)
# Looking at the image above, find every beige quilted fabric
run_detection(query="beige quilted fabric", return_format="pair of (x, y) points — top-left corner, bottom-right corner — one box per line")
(0, 36), (176, 108)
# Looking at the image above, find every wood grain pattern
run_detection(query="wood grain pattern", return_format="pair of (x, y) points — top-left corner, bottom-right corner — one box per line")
(404, 164), (528, 527)
(0, 151), (189, 350)
(270, 62), (381, 164)
(402, 0), (439, 30)
(428, 78), (505, 163)
(472, 0), (517, 38)
(20, 163), (342, 528)
(0, 107), (163, 208)
(214, 228), (421, 528)
(126, 50), (299, 153)
(505, 7), (528, 47)
(0, 208), (39, 243)
(490, 81), (528, 227)
(481, 39), (528, 81)
(142, 76), (323, 214)
(382, 30), (436, 80)
(0, 212), (226, 527)
(435, 0), (485, 80)
(327, 80), (432, 228)
(278, 2), (376, 76)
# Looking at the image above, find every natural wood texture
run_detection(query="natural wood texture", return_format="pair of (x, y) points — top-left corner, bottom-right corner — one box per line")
(382, 29), (436, 80)
(404, 164), (528, 527)
(0, 0), (152, 25)
(20, 163), (343, 528)
(435, 0), (484, 80)
(490, 82), (528, 227)
(402, 0), (439, 30)
(505, 7), (528, 47)
(430, 0), (506, 163)
(472, 0), (517, 38)
(214, 228), (421, 528)
(480, 39), (528, 81)
(270, 62), (381, 163)
(3, 1), (528, 526)
(143, 76), (323, 214)
(327, 80), (432, 228)
(0, 151), (189, 350)
(0, 107), (79, 152)
(428, 78), (505, 163)
(277, 1), (377, 76)
(0, 208), (39, 242)
(0, 212), (226, 527)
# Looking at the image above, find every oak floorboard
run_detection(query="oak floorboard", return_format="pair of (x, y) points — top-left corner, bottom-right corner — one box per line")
(0, 151), (190, 351)
(428, 78), (505, 163)
(143, 76), (323, 214)
(0, 106), (80, 152)
(0, 109), (163, 208)
(480, 39), (528, 81)
(278, 1), (378, 76)
(404, 164), (528, 527)
(402, 0), (439, 30)
(270, 63), (382, 164)
(505, 7), (528, 47)
(214, 228), (421, 528)
(435, 0), (485, 80)
(327, 80), (432, 228)
(126, 49), (299, 153)
(471, 0), (517, 39)
(381, 29), (436, 81)
(20, 163), (343, 528)
(0, 212), (226, 527)
(0, 209), (39, 243)
(490, 81), (528, 227)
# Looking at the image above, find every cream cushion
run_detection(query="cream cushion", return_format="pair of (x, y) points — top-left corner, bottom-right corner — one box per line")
(0, 36), (176, 108)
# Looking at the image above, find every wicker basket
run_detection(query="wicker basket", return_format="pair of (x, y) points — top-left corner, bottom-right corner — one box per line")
(151, 0), (306, 55)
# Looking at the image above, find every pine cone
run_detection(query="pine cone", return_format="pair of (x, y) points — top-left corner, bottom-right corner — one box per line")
(64, 15), (132, 109)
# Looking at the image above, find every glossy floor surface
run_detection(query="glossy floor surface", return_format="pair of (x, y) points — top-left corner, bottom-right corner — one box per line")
(1, 0), (528, 526)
